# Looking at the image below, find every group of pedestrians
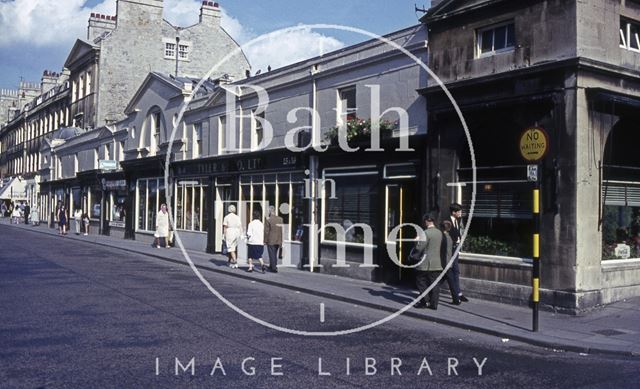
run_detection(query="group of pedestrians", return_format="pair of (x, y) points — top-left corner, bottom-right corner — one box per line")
(1, 201), (39, 226)
(55, 206), (90, 236)
(411, 203), (469, 310)
(223, 205), (283, 274)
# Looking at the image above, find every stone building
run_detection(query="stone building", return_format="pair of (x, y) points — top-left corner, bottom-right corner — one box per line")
(0, 0), (249, 214)
(69, 0), (249, 129)
(421, 0), (640, 312)
(117, 25), (428, 279)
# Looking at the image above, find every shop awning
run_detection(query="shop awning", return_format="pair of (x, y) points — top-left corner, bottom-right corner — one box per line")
(0, 177), (27, 201)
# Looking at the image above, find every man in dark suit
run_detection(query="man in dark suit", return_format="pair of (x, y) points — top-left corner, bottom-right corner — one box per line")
(24, 203), (30, 225)
(443, 203), (469, 304)
(264, 206), (284, 273)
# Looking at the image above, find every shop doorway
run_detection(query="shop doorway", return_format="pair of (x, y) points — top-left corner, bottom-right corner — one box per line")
(385, 181), (419, 281)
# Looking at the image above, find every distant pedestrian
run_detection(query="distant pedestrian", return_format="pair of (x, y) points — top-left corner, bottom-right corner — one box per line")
(412, 213), (443, 310)
(443, 203), (469, 304)
(73, 209), (83, 235)
(24, 203), (30, 225)
(264, 205), (283, 273)
(83, 213), (90, 236)
(223, 204), (242, 268)
(57, 206), (68, 235)
(246, 210), (265, 273)
(154, 204), (170, 248)
(31, 205), (40, 226)
(12, 206), (20, 224)
(1, 202), (6, 218)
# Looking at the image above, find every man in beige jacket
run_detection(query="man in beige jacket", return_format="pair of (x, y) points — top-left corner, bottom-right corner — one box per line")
(264, 206), (284, 273)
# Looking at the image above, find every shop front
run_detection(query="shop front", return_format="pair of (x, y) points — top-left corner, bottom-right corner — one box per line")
(315, 140), (426, 283)
(172, 149), (308, 261)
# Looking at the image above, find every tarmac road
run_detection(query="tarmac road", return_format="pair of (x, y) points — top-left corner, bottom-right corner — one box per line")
(0, 225), (638, 388)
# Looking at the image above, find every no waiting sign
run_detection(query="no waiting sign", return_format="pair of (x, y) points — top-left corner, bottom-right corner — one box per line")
(519, 127), (549, 162)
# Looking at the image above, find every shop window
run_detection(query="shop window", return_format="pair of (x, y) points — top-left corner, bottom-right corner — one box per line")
(602, 119), (640, 260)
(477, 21), (515, 57)
(620, 18), (640, 51)
(322, 168), (378, 244)
(458, 181), (533, 258)
(110, 192), (127, 224)
(90, 189), (102, 219)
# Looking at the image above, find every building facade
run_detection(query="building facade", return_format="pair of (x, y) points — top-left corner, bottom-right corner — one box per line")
(0, 0), (249, 217)
(421, 0), (640, 312)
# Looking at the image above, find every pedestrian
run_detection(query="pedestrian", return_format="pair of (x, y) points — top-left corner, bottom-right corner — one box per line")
(246, 210), (265, 273)
(82, 213), (90, 236)
(24, 202), (30, 225)
(12, 205), (20, 224)
(154, 203), (170, 249)
(73, 208), (83, 235)
(412, 213), (443, 310)
(31, 204), (39, 226)
(264, 205), (283, 273)
(440, 219), (454, 275)
(443, 203), (469, 304)
(57, 205), (68, 235)
(1, 202), (6, 218)
(223, 204), (242, 268)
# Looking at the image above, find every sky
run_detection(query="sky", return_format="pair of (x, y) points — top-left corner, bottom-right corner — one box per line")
(0, 0), (433, 90)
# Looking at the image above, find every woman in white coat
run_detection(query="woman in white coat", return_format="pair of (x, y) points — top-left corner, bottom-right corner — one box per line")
(223, 204), (242, 268)
(155, 203), (170, 249)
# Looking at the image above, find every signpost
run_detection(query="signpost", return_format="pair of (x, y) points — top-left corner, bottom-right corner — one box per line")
(519, 127), (548, 332)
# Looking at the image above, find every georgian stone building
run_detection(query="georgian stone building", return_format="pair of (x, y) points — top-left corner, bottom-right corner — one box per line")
(0, 0), (250, 212)
(421, 0), (640, 312)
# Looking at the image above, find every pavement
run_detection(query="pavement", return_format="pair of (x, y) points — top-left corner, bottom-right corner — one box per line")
(2, 217), (639, 357)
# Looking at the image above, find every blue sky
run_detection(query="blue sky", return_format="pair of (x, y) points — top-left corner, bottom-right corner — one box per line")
(0, 0), (432, 90)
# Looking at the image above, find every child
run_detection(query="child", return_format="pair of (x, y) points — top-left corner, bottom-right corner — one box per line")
(82, 213), (90, 236)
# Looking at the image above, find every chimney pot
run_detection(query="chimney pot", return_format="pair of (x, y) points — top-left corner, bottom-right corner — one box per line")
(91, 13), (96, 18)
(214, 2), (219, 7)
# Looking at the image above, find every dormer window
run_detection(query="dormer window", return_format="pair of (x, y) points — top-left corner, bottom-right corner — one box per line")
(477, 22), (515, 57)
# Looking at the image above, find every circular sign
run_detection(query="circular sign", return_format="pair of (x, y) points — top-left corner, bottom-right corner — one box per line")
(519, 127), (549, 162)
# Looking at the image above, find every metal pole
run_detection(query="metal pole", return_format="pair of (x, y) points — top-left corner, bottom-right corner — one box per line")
(532, 168), (541, 332)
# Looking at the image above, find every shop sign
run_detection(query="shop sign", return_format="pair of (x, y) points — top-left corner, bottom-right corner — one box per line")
(615, 243), (631, 259)
(175, 153), (304, 177)
(519, 127), (549, 162)
(109, 221), (126, 228)
(104, 180), (127, 190)
(178, 180), (200, 186)
(99, 160), (119, 171)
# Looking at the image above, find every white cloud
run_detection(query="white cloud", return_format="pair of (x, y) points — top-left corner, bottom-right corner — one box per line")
(0, 0), (344, 72)
(243, 28), (345, 72)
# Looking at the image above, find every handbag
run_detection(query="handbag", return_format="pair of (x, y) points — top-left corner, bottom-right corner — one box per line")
(406, 246), (425, 266)
(221, 239), (228, 255)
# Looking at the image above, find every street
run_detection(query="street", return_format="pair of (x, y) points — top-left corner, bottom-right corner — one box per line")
(0, 224), (638, 388)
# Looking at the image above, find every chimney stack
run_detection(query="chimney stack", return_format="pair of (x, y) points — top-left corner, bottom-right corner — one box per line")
(199, 1), (221, 26)
(88, 12), (117, 42)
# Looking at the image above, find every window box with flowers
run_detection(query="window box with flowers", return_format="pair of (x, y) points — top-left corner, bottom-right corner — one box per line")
(324, 117), (399, 146)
